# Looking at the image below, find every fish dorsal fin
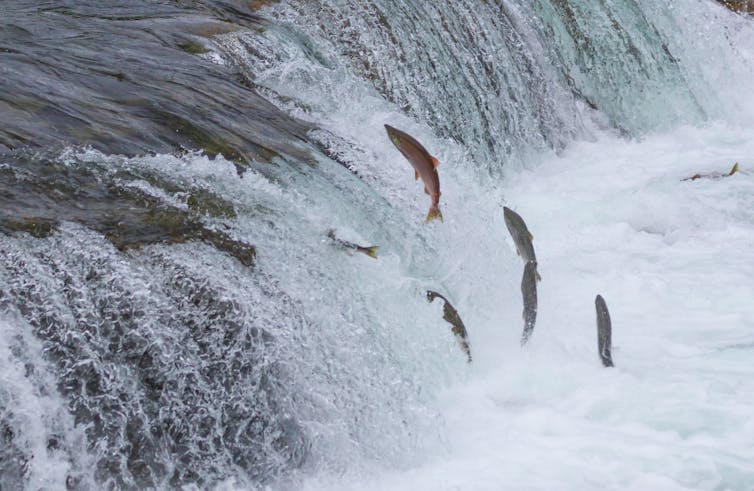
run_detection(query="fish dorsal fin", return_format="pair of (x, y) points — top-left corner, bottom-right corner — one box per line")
(431, 156), (439, 168)
(415, 169), (420, 180)
(730, 162), (740, 176)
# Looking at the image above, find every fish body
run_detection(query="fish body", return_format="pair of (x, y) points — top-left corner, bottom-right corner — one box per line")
(327, 229), (378, 259)
(384, 124), (442, 222)
(595, 294), (614, 367)
(427, 290), (472, 362)
(682, 162), (739, 181)
(504, 206), (541, 281)
(520, 260), (538, 345)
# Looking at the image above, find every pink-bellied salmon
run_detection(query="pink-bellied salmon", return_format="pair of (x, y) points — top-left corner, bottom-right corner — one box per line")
(384, 124), (442, 223)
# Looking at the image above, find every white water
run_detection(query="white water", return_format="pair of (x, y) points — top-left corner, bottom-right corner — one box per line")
(291, 122), (754, 490)
(212, 2), (754, 488)
(3, 1), (754, 489)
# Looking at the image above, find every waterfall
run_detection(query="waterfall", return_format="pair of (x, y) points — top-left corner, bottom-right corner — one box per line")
(1, 0), (754, 489)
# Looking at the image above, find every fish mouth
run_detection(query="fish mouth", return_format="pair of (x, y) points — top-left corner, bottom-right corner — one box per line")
(384, 124), (401, 147)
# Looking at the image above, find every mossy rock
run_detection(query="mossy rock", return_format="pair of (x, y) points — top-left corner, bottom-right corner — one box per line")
(185, 21), (239, 38)
(0, 216), (58, 238)
(155, 111), (250, 166)
(111, 167), (237, 219)
(248, 0), (278, 11)
(186, 192), (237, 219)
(177, 41), (210, 55)
(199, 230), (256, 267)
(0, 156), (254, 267)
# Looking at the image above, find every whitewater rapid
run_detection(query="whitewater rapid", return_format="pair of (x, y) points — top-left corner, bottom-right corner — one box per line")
(3, 1), (754, 489)
(225, 6), (754, 481)
(291, 121), (754, 491)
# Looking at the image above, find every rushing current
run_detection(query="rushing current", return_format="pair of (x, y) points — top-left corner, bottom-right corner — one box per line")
(2, 1), (754, 489)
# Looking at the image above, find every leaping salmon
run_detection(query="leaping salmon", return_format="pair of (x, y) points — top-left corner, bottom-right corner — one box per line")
(327, 229), (379, 259)
(595, 294), (614, 367)
(682, 162), (739, 181)
(384, 124), (443, 223)
(504, 206), (541, 281)
(520, 260), (538, 346)
(426, 290), (472, 362)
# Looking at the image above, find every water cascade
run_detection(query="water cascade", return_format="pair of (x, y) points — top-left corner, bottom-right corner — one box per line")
(2, 0), (754, 489)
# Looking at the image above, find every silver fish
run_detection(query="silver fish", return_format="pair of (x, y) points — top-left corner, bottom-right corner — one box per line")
(327, 229), (378, 259)
(426, 290), (472, 362)
(595, 294), (614, 367)
(520, 260), (538, 345)
(504, 206), (541, 281)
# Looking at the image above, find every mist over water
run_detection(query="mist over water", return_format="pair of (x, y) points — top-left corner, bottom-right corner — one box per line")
(1, 1), (754, 489)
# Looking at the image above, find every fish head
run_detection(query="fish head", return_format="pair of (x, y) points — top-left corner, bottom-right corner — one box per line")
(503, 206), (515, 222)
(503, 206), (525, 234)
(503, 208), (518, 233)
(384, 124), (403, 149)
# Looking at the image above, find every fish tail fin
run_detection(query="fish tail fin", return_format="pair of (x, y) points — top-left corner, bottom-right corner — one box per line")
(730, 162), (740, 175)
(365, 246), (379, 259)
(426, 206), (443, 223)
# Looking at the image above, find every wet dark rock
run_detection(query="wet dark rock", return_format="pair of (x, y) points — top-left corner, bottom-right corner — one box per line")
(110, 166), (238, 219)
(150, 110), (282, 174)
(0, 1), (315, 168)
(0, 216), (58, 238)
(201, 231), (256, 266)
(184, 21), (240, 38)
(186, 191), (237, 219)
(177, 40), (211, 55)
(0, 1), (327, 488)
(248, 0), (279, 11)
(0, 153), (254, 267)
(0, 220), (307, 489)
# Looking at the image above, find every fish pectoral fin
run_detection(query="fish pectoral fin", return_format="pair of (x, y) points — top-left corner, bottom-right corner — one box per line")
(423, 186), (430, 195)
(528, 232), (533, 241)
(431, 156), (439, 168)
(415, 169), (420, 180)
(730, 162), (740, 175)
